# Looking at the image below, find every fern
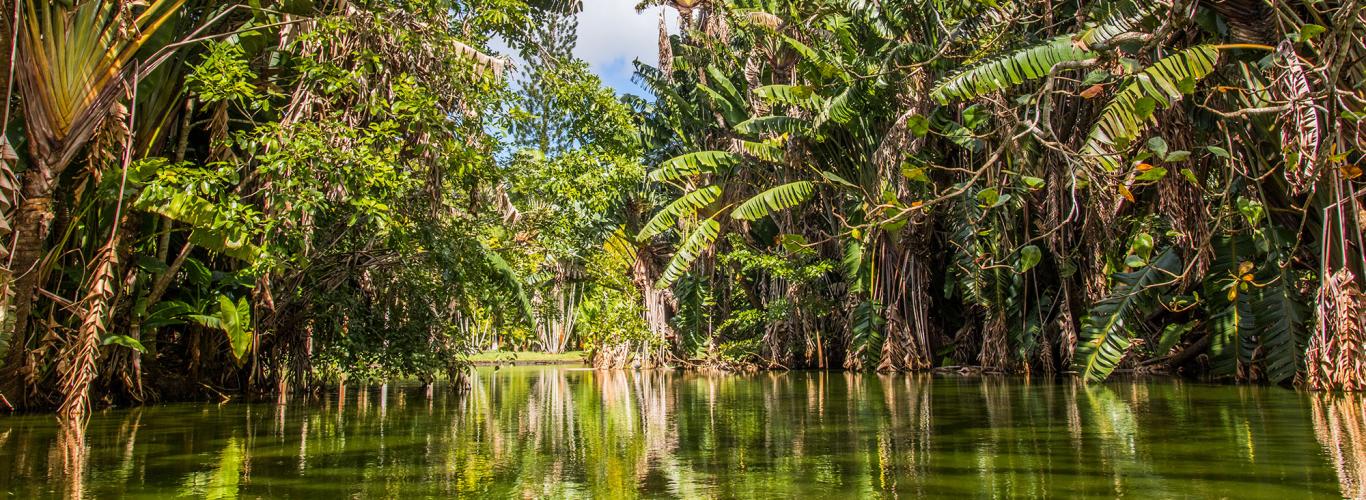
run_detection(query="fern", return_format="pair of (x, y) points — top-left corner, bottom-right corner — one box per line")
(731, 181), (815, 220)
(932, 36), (1094, 103)
(648, 151), (741, 182)
(1075, 249), (1182, 383)
(1080, 45), (1220, 171)
(658, 218), (721, 288)
(638, 185), (722, 240)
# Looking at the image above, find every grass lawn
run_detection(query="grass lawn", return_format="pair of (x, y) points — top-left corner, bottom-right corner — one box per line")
(465, 351), (588, 364)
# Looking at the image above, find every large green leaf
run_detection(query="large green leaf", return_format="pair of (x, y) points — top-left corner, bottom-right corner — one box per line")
(1077, 1), (1159, 47)
(1209, 281), (1257, 377)
(734, 115), (810, 136)
(135, 185), (262, 262)
(657, 218), (721, 288)
(1205, 236), (1257, 378)
(849, 299), (885, 369)
(932, 36), (1094, 103)
(648, 151), (741, 182)
(188, 294), (253, 363)
(931, 2), (1159, 103)
(753, 84), (824, 109)
(731, 181), (815, 220)
(480, 243), (535, 324)
(739, 140), (785, 163)
(638, 185), (722, 240)
(1074, 249), (1182, 383)
(1080, 45), (1220, 171)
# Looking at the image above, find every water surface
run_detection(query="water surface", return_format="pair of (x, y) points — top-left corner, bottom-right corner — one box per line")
(2, 367), (1362, 498)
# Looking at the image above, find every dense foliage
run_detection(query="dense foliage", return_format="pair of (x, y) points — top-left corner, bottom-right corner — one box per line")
(628, 0), (1365, 388)
(1, 0), (1364, 414)
(0, 0), (651, 413)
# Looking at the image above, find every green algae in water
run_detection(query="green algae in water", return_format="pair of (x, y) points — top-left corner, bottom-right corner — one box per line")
(0, 367), (1357, 498)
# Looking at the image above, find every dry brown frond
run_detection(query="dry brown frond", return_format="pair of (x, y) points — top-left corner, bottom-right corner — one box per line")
(658, 10), (674, 78)
(1309, 269), (1366, 391)
(745, 12), (783, 30)
(1275, 41), (1321, 194)
(58, 241), (119, 418)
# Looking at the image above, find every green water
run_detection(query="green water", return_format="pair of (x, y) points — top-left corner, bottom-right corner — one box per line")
(1, 367), (1361, 498)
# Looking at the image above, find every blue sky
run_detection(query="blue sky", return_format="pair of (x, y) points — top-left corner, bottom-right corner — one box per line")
(571, 1), (676, 95)
(491, 1), (675, 96)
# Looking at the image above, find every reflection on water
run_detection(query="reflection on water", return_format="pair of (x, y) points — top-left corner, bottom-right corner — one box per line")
(1314, 394), (1366, 498)
(0, 367), (1356, 498)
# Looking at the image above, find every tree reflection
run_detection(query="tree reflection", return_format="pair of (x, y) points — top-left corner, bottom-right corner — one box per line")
(1313, 393), (1366, 498)
(0, 371), (1358, 498)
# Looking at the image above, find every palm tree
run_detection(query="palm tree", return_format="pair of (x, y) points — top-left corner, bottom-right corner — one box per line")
(3, 0), (185, 403)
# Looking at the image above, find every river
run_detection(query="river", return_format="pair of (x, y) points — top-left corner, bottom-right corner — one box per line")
(1, 366), (1361, 498)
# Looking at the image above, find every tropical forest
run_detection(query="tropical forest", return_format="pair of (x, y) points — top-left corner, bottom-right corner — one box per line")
(1, 0), (1366, 497)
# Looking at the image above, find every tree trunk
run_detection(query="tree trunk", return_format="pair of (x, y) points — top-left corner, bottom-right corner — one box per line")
(1, 166), (57, 403)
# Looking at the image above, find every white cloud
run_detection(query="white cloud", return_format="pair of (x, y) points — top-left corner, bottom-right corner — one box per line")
(488, 2), (676, 94)
(574, 1), (676, 94)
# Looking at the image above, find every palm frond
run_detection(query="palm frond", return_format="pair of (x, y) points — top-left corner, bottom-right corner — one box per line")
(648, 151), (741, 182)
(1077, 1), (1160, 48)
(1256, 265), (1309, 385)
(1075, 249), (1182, 382)
(754, 84), (824, 110)
(18, 0), (187, 171)
(740, 140), (786, 163)
(638, 185), (723, 240)
(657, 218), (721, 287)
(848, 299), (885, 369)
(1080, 45), (1220, 171)
(734, 115), (810, 136)
(932, 36), (1093, 103)
(731, 181), (815, 220)
(479, 242), (535, 324)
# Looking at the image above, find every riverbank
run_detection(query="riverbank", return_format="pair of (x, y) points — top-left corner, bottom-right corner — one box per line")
(464, 351), (587, 366)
